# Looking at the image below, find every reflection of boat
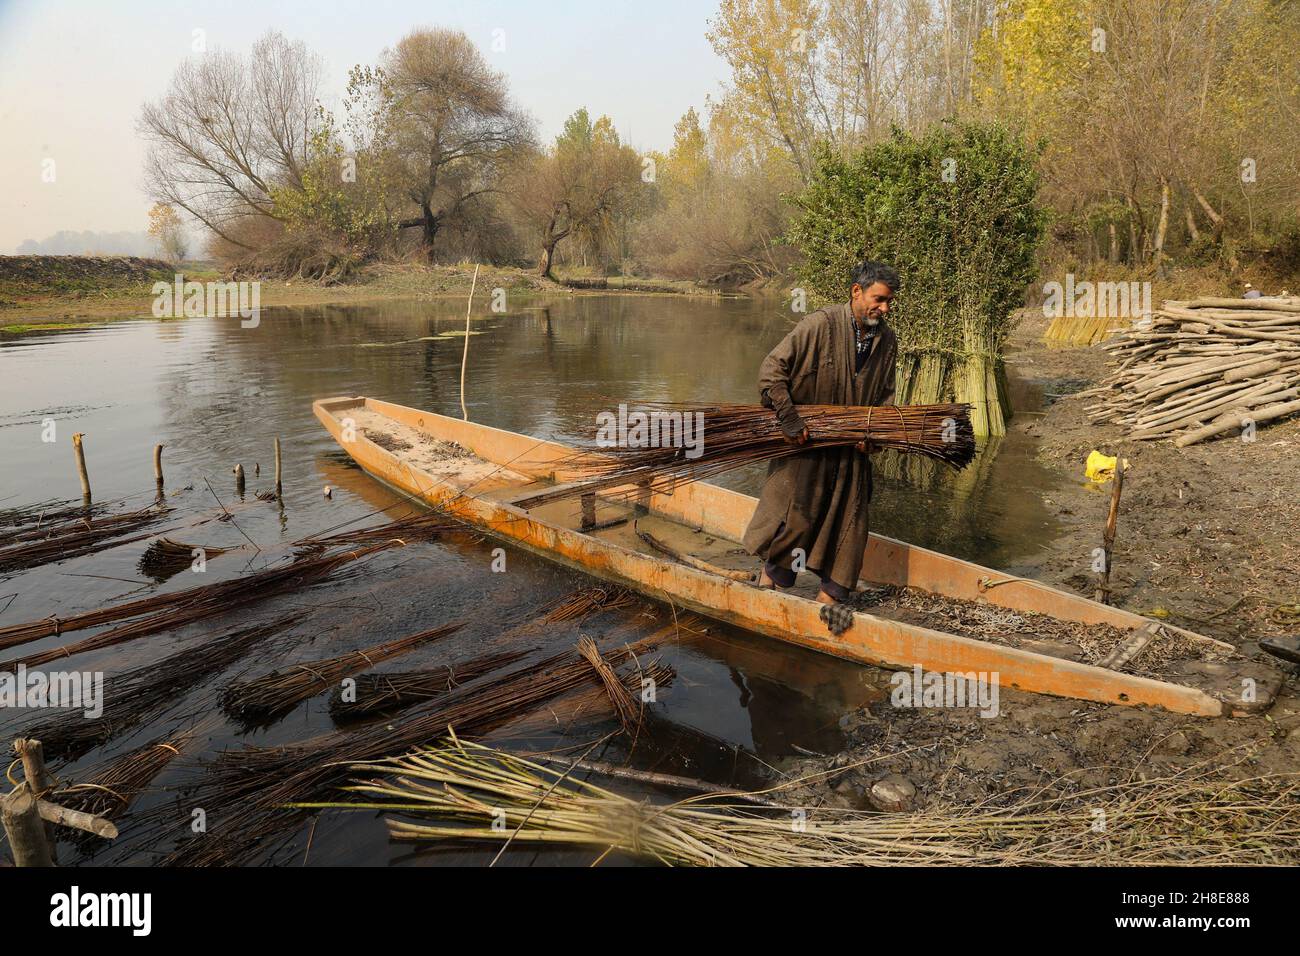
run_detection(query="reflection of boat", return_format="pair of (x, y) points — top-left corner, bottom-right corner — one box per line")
(315, 395), (1279, 717)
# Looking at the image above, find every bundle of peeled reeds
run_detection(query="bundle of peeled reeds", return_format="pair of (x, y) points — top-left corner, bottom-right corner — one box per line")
(0, 505), (169, 574)
(221, 622), (465, 724)
(162, 624), (685, 865)
(526, 401), (974, 506)
(1085, 297), (1300, 446)
(0, 498), (105, 543)
(309, 741), (1300, 866)
(328, 647), (535, 721)
(20, 617), (292, 758)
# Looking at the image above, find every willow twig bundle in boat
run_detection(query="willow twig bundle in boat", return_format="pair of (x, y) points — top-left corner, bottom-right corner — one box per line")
(328, 647), (535, 721)
(221, 621), (466, 724)
(308, 741), (1300, 866)
(528, 401), (974, 506)
(1087, 297), (1300, 445)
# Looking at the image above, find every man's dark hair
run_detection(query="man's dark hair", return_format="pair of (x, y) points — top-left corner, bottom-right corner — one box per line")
(850, 260), (899, 293)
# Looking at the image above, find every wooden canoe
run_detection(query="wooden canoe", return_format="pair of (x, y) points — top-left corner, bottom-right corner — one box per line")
(315, 396), (1280, 717)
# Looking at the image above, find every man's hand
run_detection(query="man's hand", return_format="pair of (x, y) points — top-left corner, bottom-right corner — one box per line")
(785, 426), (810, 446)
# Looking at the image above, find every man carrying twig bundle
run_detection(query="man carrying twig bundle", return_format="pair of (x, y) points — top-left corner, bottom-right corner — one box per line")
(743, 261), (899, 633)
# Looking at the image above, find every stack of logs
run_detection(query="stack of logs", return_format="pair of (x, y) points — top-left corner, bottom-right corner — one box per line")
(1085, 297), (1300, 446)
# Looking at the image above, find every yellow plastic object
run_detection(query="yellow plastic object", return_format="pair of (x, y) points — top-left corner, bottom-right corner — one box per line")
(1085, 450), (1121, 482)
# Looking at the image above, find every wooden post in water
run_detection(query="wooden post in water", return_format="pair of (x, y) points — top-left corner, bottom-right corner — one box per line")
(2, 786), (53, 867)
(153, 443), (165, 492)
(234, 463), (246, 496)
(72, 432), (91, 504)
(1095, 460), (1126, 605)
(274, 437), (283, 497)
(14, 737), (59, 862)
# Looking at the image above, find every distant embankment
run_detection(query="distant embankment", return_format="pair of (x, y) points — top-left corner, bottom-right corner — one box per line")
(0, 255), (174, 303)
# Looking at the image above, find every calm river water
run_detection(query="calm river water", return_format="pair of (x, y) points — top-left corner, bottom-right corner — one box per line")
(0, 295), (1065, 865)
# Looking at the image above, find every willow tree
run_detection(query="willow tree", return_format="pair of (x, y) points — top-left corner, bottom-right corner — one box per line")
(787, 122), (1046, 435)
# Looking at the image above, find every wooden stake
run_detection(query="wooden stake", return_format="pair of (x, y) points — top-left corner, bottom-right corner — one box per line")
(153, 443), (164, 489)
(72, 432), (91, 504)
(274, 437), (283, 496)
(460, 264), (480, 421)
(2, 786), (53, 866)
(14, 738), (56, 795)
(1095, 460), (1126, 605)
(234, 463), (246, 496)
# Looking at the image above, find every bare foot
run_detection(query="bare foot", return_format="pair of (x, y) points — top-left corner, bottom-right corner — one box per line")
(816, 589), (837, 605)
(758, 568), (778, 589)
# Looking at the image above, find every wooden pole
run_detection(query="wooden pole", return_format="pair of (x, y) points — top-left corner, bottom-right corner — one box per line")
(274, 437), (283, 496)
(460, 264), (480, 421)
(1095, 460), (1126, 605)
(37, 800), (118, 840)
(234, 463), (245, 496)
(14, 738), (56, 795)
(72, 432), (91, 504)
(153, 443), (165, 492)
(2, 786), (53, 866)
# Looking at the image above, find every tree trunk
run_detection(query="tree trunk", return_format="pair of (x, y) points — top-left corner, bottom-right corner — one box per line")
(538, 239), (558, 279)
(1108, 221), (1119, 263)
(421, 204), (438, 262)
(1186, 207), (1200, 243)
(1153, 178), (1170, 273)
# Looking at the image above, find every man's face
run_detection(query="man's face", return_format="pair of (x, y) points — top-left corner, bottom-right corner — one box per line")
(851, 281), (894, 324)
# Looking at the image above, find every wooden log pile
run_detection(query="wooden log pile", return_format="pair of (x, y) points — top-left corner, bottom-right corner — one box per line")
(1085, 297), (1300, 446)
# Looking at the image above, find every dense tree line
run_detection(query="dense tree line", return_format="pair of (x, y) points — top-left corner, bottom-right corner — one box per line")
(139, 3), (1300, 284)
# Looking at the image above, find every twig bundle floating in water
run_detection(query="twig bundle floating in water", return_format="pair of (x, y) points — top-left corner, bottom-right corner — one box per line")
(577, 636), (642, 735)
(58, 732), (192, 821)
(1085, 297), (1300, 445)
(19, 617), (292, 759)
(527, 401), (975, 506)
(311, 741), (1300, 867)
(328, 647), (535, 722)
(0, 506), (168, 574)
(137, 537), (237, 583)
(162, 621), (688, 865)
(221, 622), (466, 724)
(0, 536), (406, 670)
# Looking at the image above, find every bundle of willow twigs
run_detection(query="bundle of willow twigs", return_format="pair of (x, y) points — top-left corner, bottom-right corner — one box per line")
(309, 741), (1300, 866)
(1084, 297), (1300, 446)
(526, 401), (974, 506)
(162, 624), (685, 865)
(0, 540), (397, 672)
(328, 647), (535, 721)
(221, 622), (465, 724)
(21, 617), (292, 758)
(137, 537), (237, 582)
(0, 505), (168, 574)
(58, 732), (193, 821)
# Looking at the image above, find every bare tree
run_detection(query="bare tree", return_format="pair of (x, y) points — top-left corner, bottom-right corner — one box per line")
(366, 28), (534, 258)
(138, 31), (323, 248)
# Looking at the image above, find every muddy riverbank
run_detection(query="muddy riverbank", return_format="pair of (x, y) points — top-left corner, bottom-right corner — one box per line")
(793, 309), (1300, 819)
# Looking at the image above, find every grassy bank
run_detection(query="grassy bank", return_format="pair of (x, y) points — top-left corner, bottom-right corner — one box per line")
(0, 256), (723, 327)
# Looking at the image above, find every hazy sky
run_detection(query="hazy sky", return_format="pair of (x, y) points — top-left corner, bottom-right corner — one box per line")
(0, 0), (729, 253)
